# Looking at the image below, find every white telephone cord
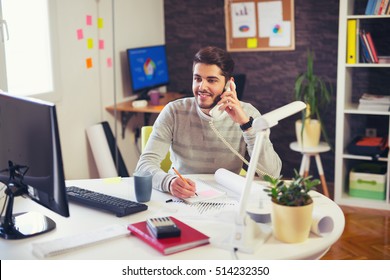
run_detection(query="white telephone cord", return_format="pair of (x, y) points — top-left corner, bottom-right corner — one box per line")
(209, 120), (275, 179)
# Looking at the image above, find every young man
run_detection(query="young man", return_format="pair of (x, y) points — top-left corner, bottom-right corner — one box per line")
(135, 46), (281, 199)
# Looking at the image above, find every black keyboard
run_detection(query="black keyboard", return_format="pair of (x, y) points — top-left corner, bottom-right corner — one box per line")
(66, 186), (148, 217)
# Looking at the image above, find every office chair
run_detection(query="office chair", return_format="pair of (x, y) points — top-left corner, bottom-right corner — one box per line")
(233, 73), (246, 100)
(141, 126), (172, 172)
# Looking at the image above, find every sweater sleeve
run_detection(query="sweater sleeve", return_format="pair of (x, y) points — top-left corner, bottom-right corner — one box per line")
(134, 104), (177, 193)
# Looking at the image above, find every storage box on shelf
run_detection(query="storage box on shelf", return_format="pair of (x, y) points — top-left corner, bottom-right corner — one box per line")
(349, 162), (387, 200)
(335, 0), (390, 210)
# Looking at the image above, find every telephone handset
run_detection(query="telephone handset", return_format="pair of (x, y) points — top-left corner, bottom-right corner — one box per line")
(208, 80), (272, 178)
(209, 80), (234, 119)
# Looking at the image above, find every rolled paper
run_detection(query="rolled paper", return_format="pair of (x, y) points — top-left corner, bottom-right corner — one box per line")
(311, 211), (334, 236)
(214, 168), (271, 223)
(86, 124), (118, 178)
(214, 168), (246, 195)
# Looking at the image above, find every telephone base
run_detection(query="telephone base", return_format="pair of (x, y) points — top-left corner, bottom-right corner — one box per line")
(212, 214), (272, 254)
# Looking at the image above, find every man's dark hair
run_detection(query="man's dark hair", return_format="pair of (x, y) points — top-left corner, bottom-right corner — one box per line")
(193, 46), (235, 81)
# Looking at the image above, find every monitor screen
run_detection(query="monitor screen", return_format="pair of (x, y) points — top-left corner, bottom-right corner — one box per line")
(126, 45), (169, 98)
(0, 91), (70, 240)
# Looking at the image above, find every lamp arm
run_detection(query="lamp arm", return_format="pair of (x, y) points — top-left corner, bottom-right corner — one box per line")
(236, 130), (266, 224)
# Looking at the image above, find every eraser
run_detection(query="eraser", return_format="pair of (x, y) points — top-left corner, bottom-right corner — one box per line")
(132, 100), (148, 108)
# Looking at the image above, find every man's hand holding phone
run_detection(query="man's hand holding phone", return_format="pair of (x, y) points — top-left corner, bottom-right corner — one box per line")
(209, 80), (236, 119)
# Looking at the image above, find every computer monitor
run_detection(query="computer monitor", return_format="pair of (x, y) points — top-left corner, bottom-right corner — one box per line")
(0, 91), (70, 240)
(126, 45), (170, 100)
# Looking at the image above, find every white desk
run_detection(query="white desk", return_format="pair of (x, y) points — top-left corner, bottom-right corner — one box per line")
(0, 175), (345, 260)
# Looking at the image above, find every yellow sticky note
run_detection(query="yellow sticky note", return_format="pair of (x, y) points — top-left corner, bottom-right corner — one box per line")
(86, 58), (93, 69)
(103, 177), (122, 184)
(247, 38), (258, 48)
(98, 18), (104, 28)
(87, 38), (94, 49)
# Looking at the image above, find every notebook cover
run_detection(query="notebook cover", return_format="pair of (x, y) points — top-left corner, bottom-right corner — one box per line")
(347, 19), (357, 64)
(128, 216), (209, 255)
(365, 32), (379, 63)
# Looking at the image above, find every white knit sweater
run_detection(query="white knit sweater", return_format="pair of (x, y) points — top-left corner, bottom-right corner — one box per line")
(135, 97), (282, 193)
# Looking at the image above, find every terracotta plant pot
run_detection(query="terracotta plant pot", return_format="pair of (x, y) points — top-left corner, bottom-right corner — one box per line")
(295, 119), (321, 148)
(271, 201), (313, 243)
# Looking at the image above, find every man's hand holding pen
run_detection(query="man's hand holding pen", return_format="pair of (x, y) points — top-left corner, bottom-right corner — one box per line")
(169, 167), (197, 199)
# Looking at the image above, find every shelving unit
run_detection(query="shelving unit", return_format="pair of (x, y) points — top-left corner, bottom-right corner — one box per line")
(335, 0), (390, 210)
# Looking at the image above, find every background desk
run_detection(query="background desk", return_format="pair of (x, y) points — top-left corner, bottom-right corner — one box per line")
(105, 92), (186, 138)
(0, 175), (345, 260)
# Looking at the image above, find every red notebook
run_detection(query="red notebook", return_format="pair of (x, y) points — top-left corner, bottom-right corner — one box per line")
(128, 216), (209, 255)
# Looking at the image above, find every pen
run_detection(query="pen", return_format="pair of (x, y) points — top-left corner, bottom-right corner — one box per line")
(172, 167), (198, 196)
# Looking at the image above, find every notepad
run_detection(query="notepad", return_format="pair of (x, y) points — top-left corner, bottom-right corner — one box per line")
(182, 179), (226, 204)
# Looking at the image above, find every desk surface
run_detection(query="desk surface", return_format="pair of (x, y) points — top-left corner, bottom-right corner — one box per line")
(0, 175), (345, 260)
(105, 92), (187, 114)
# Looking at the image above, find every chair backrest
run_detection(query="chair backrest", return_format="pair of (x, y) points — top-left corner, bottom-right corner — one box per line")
(233, 73), (246, 100)
(141, 126), (172, 172)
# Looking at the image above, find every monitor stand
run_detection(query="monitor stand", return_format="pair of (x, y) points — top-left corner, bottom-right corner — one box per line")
(136, 89), (151, 101)
(0, 211), (56, 240)
(0, 165), (56, 240)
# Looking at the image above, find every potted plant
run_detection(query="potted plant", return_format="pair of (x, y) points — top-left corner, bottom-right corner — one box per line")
(294, 50), (332, 148)
(263, 170), (320, 243)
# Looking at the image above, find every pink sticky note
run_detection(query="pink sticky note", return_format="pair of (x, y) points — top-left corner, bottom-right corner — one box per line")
(86, 15), (92, 26)
(99, 39), (104, 50)
(77, 29), (83, 40)
(107, 57), (112, 68)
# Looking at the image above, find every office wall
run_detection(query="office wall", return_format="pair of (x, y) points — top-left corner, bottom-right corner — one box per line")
(106, 0), (165, 177)
(53, 0), (339, 183)
(164, 0), (339, 181)
(54, 0), (103, 179)
(53, 0), (164, 179)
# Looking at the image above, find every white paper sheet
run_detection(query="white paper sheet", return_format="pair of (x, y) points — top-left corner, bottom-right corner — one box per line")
(258, 1), (283, 38)
(231, 2), (257, 38)
(269, 21), (291, 47)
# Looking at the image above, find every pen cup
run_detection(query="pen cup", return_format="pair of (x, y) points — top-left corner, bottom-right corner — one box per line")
(133, 171), (153, 203)
(149, 90), (160, 106)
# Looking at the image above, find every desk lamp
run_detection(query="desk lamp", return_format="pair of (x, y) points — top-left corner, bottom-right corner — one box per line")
(220, 101), (306, 254)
